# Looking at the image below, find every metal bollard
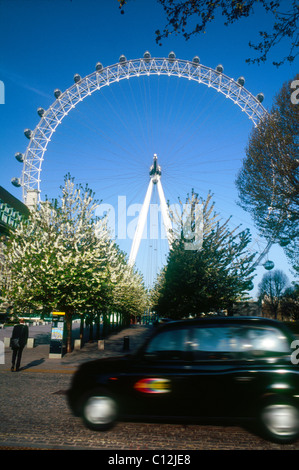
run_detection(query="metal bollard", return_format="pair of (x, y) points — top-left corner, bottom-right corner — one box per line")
(26, 338), (35, 348)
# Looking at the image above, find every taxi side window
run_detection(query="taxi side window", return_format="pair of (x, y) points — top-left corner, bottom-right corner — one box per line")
(238, 326), (290, 358)
(191, 326), (237, 360)
(190, 325), (290, 361)
(145, 328), (190, 360)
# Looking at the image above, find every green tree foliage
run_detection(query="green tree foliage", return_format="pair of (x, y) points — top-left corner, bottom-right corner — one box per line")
(280, 283), (299, 321)
(258, 269), (289, 319)
(109, 248), (148, 322)
(236, 75), (299, 273)
(152, 192), (256, 318)
(119, 0), (299, 66)
(1, 175), (147, 352)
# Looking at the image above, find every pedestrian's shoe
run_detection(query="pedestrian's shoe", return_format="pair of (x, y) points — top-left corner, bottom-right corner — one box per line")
(11, 366), (14, 372)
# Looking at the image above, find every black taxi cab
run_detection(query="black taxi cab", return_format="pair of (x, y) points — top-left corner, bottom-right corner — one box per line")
(67, 317), (299, 443)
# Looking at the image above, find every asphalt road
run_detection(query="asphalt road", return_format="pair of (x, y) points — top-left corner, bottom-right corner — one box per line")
(1, 368), (299, 452)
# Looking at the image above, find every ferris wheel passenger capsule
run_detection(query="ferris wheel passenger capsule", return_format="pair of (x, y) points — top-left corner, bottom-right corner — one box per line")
(54, 89), (62, 99)
(257, 92), (264, 103)
(24, 129), (32, 139)
(11, 177), (21, 187)
(263, 260), (275, 270)
(192, 56), (200, 65)
(119, 55), (127, 63)
(247, 281), (254, 291)
(143, 51), (151, 62)
(74, 74), (81, 83)
(95, 62), (103, 72)
(15, 152), (24, 162)
(216, 64), (224, 73)
(168, 51), (176, 62)
(37, 107), (45, 117)
(237, 77), (245, 86)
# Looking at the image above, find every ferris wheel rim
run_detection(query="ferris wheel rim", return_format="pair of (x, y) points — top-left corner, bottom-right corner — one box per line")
(15, 53), (268, 204)
(13, 53), (273, 271)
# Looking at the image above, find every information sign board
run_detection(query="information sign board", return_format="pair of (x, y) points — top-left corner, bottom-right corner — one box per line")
(49, 312), (65, 358)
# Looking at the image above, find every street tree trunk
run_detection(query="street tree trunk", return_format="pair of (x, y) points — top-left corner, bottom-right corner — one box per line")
(65, 308), (73, 354)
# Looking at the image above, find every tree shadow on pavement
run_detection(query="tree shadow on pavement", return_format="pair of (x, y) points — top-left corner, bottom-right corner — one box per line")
(21, 358), (45, 370)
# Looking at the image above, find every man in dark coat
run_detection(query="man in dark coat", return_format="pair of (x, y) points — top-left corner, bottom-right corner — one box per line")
(11, 318), (29, 371)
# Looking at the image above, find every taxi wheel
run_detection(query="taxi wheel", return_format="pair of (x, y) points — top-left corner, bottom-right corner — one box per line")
(259, 399), (299, 444)
(81, 388), (118, 431)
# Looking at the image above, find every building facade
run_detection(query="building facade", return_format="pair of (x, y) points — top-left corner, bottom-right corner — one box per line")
(0, 186), (29, 314)
(0, 186), (29, 236)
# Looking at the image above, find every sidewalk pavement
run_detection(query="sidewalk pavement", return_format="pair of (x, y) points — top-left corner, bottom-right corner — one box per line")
(0, 324), (154, 374)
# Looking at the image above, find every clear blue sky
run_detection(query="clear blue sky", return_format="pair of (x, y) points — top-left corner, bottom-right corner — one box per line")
(0, 0), (298, 297)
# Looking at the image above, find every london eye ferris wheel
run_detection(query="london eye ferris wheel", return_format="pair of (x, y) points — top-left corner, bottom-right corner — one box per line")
(11, 51), (275, 288)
